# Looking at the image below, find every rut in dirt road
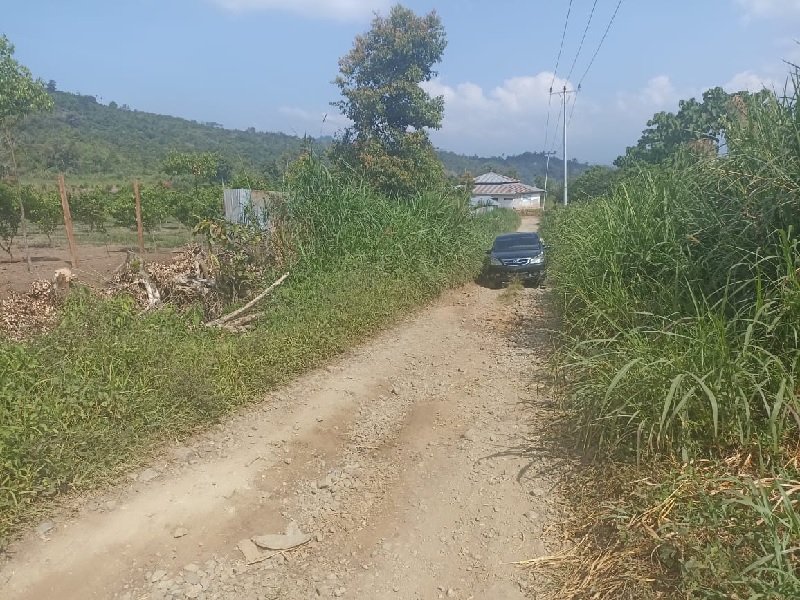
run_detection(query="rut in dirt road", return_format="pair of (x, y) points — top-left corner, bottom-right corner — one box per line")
(0, 219), (566, 600)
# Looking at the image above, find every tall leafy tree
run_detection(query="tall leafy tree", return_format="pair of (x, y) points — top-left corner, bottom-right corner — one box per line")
(569, 165), (621, 203)
(614, 87), (772, 168)
(161, 150), (232, 187)
(330, 4), (448, 197)
(0, 35), (54, 264)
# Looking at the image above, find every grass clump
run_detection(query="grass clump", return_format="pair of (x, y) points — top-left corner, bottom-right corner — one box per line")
(539, 73), (800, 597)
(0, 156), (519, 546)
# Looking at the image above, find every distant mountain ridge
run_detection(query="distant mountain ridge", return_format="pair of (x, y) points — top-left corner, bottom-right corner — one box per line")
(437, 149), (589, 186)
(12, 90), (589, 184)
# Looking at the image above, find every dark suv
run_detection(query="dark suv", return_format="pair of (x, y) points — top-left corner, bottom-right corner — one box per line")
(482, 232), (547, 288)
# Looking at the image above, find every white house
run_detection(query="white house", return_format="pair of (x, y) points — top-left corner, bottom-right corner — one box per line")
(470, 172), (544, 210)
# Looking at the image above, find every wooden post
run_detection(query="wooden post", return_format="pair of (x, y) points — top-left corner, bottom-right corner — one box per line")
(134, 179), (144, 255)
(58, 174), (78, 268)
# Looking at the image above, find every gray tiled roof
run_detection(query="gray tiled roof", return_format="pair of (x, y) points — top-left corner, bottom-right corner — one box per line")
(472, 182), (544, 196)
(472, 172), (544, 195)
(474, 172), (519, 184)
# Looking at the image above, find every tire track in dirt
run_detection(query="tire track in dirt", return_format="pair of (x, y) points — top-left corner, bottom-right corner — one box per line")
(0, 217), (565, 600)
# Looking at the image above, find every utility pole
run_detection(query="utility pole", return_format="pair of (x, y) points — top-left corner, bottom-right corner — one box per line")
(551, 86), (578, 205)
(542, 151), (556, 211)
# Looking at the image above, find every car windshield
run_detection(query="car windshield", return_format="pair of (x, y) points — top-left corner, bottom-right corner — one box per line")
(493, 234), (541, 252)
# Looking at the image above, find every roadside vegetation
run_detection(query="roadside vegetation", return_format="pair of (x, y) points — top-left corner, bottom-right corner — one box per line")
(540, 76), (800, 597)
(0, 7), (520, 549)
(0, 154), (519, 547)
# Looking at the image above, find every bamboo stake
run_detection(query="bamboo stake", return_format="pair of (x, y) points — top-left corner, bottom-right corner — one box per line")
(134, 179), (144, 255)
(58, 174), (78, 268)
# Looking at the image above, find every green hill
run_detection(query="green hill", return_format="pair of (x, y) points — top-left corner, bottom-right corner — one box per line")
(12, 91), (310, 183)
(437, 149), (590, 186)
(11, 90), (590, 186)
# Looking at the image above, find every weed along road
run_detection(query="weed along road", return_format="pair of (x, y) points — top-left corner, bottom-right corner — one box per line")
(1, 217), (562, 600)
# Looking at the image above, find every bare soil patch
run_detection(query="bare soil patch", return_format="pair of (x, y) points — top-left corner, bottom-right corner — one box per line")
(0, 233), (179, 300)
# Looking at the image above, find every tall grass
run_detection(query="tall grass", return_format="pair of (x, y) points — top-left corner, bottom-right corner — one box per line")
(0, 156), (519, 545)
(540, 73), (800, 596)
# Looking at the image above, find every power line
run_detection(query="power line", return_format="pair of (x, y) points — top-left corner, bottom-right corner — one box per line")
(566, 0), (599, 82)
(543, 0), (574, 155)
(576, 0), (623, 91)
(568, 0), (625, 127)
(552, 0), (573, 85)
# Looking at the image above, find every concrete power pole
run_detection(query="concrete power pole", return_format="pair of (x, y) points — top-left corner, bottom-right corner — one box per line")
(563, 86), (568, 206)
(551, 86), (577, 206)
(542, 151), (556, 211)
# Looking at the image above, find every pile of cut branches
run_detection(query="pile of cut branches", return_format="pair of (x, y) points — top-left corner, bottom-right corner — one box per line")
(0, 279), (60, 341)
(106, 243), (224, 316)
(106, 243), (288, 330)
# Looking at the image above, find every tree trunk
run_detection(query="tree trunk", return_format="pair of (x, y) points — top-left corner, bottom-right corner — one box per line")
(4, 125), (30, 271)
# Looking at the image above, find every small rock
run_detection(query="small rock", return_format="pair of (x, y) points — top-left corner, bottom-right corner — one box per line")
(184, 563), (199, 572)
(173, 527), (189, 538)
(316, 585), (332, 597)
(185, 586), (201, 599)
(334, 587), (346, 597)
(252, 526), (311, 550)
(447, 589), (456, 598)
(461, 429), (477, 442)
(138, 468), (160, 483)
(36, 521), (54, 537)
(237, 539), (267, 564)
(172, 447), (194, 462)
(284, 457), (293, 465)
(151, 570), (168, 583)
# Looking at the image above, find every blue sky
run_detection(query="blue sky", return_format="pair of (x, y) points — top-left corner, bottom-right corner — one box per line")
(3, 0), (800, 165)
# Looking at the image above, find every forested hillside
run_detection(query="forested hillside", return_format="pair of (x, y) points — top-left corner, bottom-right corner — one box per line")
(12, 91), (310, 182)
(9, 90), (592, 184)
(437, 149), (590, 185)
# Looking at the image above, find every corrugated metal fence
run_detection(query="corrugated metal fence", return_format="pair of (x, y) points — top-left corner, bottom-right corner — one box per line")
(223, 189), (271, 227)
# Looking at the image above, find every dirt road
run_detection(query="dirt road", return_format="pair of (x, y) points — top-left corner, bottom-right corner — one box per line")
(0, 217), (563, 600)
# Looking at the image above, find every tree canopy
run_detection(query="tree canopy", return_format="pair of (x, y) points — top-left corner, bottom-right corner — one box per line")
(0, 34), (54, 260)
(614, 86), (773, 168)
(331, 4), (448, 196)
(568, 165), (621, 203)
(333, 4), (446, 144)
(0, 35), (53, 126)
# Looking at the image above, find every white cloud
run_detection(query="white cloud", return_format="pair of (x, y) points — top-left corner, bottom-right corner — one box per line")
(735, 0), (800, 20)
(639, 75), (677, 106)
(421, 73), (573, 143)
(724, 70), (780, 92)
(615, 75), (682, 114)
(208, 0), (389, 21)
